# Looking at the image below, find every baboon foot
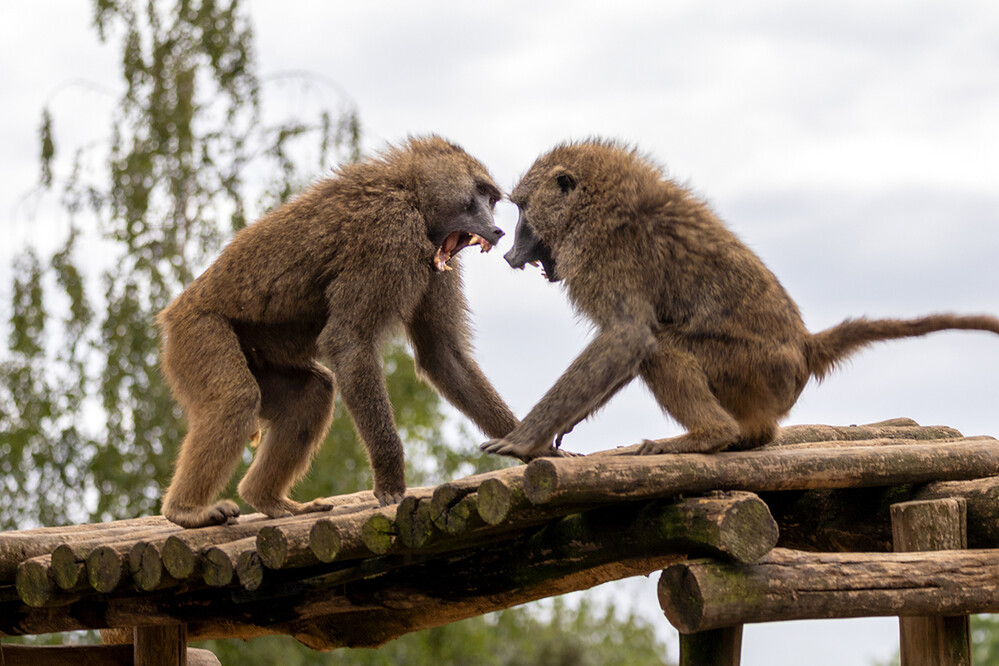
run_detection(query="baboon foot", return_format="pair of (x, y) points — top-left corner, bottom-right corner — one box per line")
(163, 499), (241, 528)
(248, 496), (336, 519)
(374, 487), (405, 507)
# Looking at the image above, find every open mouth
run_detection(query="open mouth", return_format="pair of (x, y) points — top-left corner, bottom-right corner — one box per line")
(434, 231), (494, 271)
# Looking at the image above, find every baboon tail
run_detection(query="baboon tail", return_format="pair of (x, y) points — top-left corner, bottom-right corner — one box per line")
(805, 314), (999, 380)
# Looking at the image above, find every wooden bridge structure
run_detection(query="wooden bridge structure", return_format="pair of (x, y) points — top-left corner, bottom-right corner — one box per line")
(3, 418), (999, 665)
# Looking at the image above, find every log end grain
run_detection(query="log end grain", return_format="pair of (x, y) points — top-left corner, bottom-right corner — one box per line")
(310, 519), (341, 562)
(237, 550), (264, 591)
(361, 513), (396, 555)
(257, 526), (289, 569)
(523, 458), (559, 504)
(478, 478), (513, 525)
(396, 497), (435, 549)
(16, 558), (53, 607)
(86, 546), (125, 593)
(50, 545), (83, 590)
(203, 547), (236, 587)
(658, 563), (709, 634)
(129, 541), (164, 592)
(162, 534), (198, 580)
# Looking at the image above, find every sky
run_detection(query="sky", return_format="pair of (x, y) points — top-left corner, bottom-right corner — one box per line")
(2, 1), (998, 664)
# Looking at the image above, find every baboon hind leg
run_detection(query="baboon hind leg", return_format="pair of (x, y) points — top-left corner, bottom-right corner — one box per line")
(237, 361), (337, 518)
(161, 314), (260, 528)
(636, 345), (743, 455)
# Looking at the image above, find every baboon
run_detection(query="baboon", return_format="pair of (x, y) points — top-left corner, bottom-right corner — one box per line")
(482, 139), (999, 460)
(159, 136), (521, 528)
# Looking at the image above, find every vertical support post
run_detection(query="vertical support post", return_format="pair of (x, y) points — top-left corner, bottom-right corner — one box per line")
(679, 626), (742, 666)
(891, 498), (970, 666)
(134, 624), (187, 666)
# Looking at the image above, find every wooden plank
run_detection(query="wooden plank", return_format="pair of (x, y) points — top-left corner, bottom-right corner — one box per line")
(134, 624), (186, 666)
(892, 499), (971, 666)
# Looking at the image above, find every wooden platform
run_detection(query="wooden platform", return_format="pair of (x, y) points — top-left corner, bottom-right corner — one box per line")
(2, 418), (998, 665)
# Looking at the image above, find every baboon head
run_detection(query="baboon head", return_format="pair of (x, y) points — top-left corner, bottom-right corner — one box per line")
(506, 140), (659, 282)
(395, 136), (505, 272)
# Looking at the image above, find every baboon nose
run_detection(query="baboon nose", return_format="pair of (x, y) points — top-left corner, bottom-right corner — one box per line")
(503, 249), (522, 269)
(491, 226), (505, 241)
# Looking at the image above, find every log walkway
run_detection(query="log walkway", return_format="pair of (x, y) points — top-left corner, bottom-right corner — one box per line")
(2, 418), (998, 665)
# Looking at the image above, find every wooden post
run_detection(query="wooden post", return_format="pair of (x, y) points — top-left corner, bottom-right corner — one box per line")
(891, 498), (970, 666)
(679, 626), (742, 666)
(134, 624), (187, 666)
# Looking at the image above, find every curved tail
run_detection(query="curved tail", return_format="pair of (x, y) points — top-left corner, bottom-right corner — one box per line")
(805, 314), (999, 380)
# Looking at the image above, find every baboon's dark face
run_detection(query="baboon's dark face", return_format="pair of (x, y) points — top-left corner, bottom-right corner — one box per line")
(426, 177), (505, 273)
(504, 208), (559, 282)
(506, 161), (578, 282)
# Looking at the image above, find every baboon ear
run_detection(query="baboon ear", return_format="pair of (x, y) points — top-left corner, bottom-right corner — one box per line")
(555, 170), (577, 194)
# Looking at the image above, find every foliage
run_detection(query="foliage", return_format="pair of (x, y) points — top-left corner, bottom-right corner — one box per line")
(198, 597), (669, 666)
(0, 0), (361, 529)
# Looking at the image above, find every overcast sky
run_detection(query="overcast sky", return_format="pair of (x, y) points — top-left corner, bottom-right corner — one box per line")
(3, 2), (998, 664)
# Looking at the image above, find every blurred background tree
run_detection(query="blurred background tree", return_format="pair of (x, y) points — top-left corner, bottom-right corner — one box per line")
(0, 0), (671, 662)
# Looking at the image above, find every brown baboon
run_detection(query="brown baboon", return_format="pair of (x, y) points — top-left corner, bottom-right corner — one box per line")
(482, 139), (999, 460)
(159, 136), (521, 528)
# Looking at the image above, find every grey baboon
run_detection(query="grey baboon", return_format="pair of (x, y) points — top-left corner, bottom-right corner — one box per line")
(159, 136), (519, 528)
(482, 139), (999, 460)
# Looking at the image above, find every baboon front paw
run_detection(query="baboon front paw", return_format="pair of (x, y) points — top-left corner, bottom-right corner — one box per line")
(637, 436), (729, 455)
(164, 499), (241, 528)
(374, 488), (405, 506)
(298, 497), (337, 514)
(481, 438), (568, 462)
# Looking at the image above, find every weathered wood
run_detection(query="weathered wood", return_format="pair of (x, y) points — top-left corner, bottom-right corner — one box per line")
(203, 537), (257, 587)
(236, 548), (264, 591)
(309, 510), (384, 563)
(658, 547), (999, 633)
(361, 507), (398, 554)
(429, 466), (525, 529)
(134, 624), (186, 666)
(87, 541), (135, 593)
(395, 496), (438, 548)
(524, 439), (999, 506)
(0, 643), (221, 666)
(596, 420), (961, 456)
(444, 493), (487, 535)
(892, 499), (971, 666)
(679, 627), (743, 666)
(0, 495), (773, 643)
(15, 555), (82, 607)
(0, 517), (173, 581)
(256, 524), (319, 570)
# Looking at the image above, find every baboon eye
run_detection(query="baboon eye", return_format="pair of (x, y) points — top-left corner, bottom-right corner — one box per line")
(556, 173), (576, 194)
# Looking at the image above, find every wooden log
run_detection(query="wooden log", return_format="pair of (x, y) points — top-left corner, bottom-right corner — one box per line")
(892, 499), (971, 666)
(444, 494), (487, 535)
(361, 507), (398, 555)
(524, 439), (999, 506)
(395, 496), (438, 548)
(129, 541), (179, 592)
(309, 509), (387, 563)
(15, 555), (82, 608)
(87, 541), (135, 593)
(679, 627), (743, 666)
(0, 516), (173, 581)
(237, 548), (264, 591)
(0, 494), (775, 643)
(429, 466), (525, 530)
(596, 420), (961, 456)
(203, 537), (257, 588)
(0, 643), (221, 665)
(658, 547), (999, 633)
(256, 523), (319, 570)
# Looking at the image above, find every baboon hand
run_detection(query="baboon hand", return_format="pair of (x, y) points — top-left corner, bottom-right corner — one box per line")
(373, 481), (406, 506)
(481, 438), (580, 462)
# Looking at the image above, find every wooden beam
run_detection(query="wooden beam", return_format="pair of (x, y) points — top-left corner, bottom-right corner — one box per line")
(678, 627), (742, 666)
(892, 499), (971, 666)
(658, 547), (999, 633)
(524, 439), (999, 506)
